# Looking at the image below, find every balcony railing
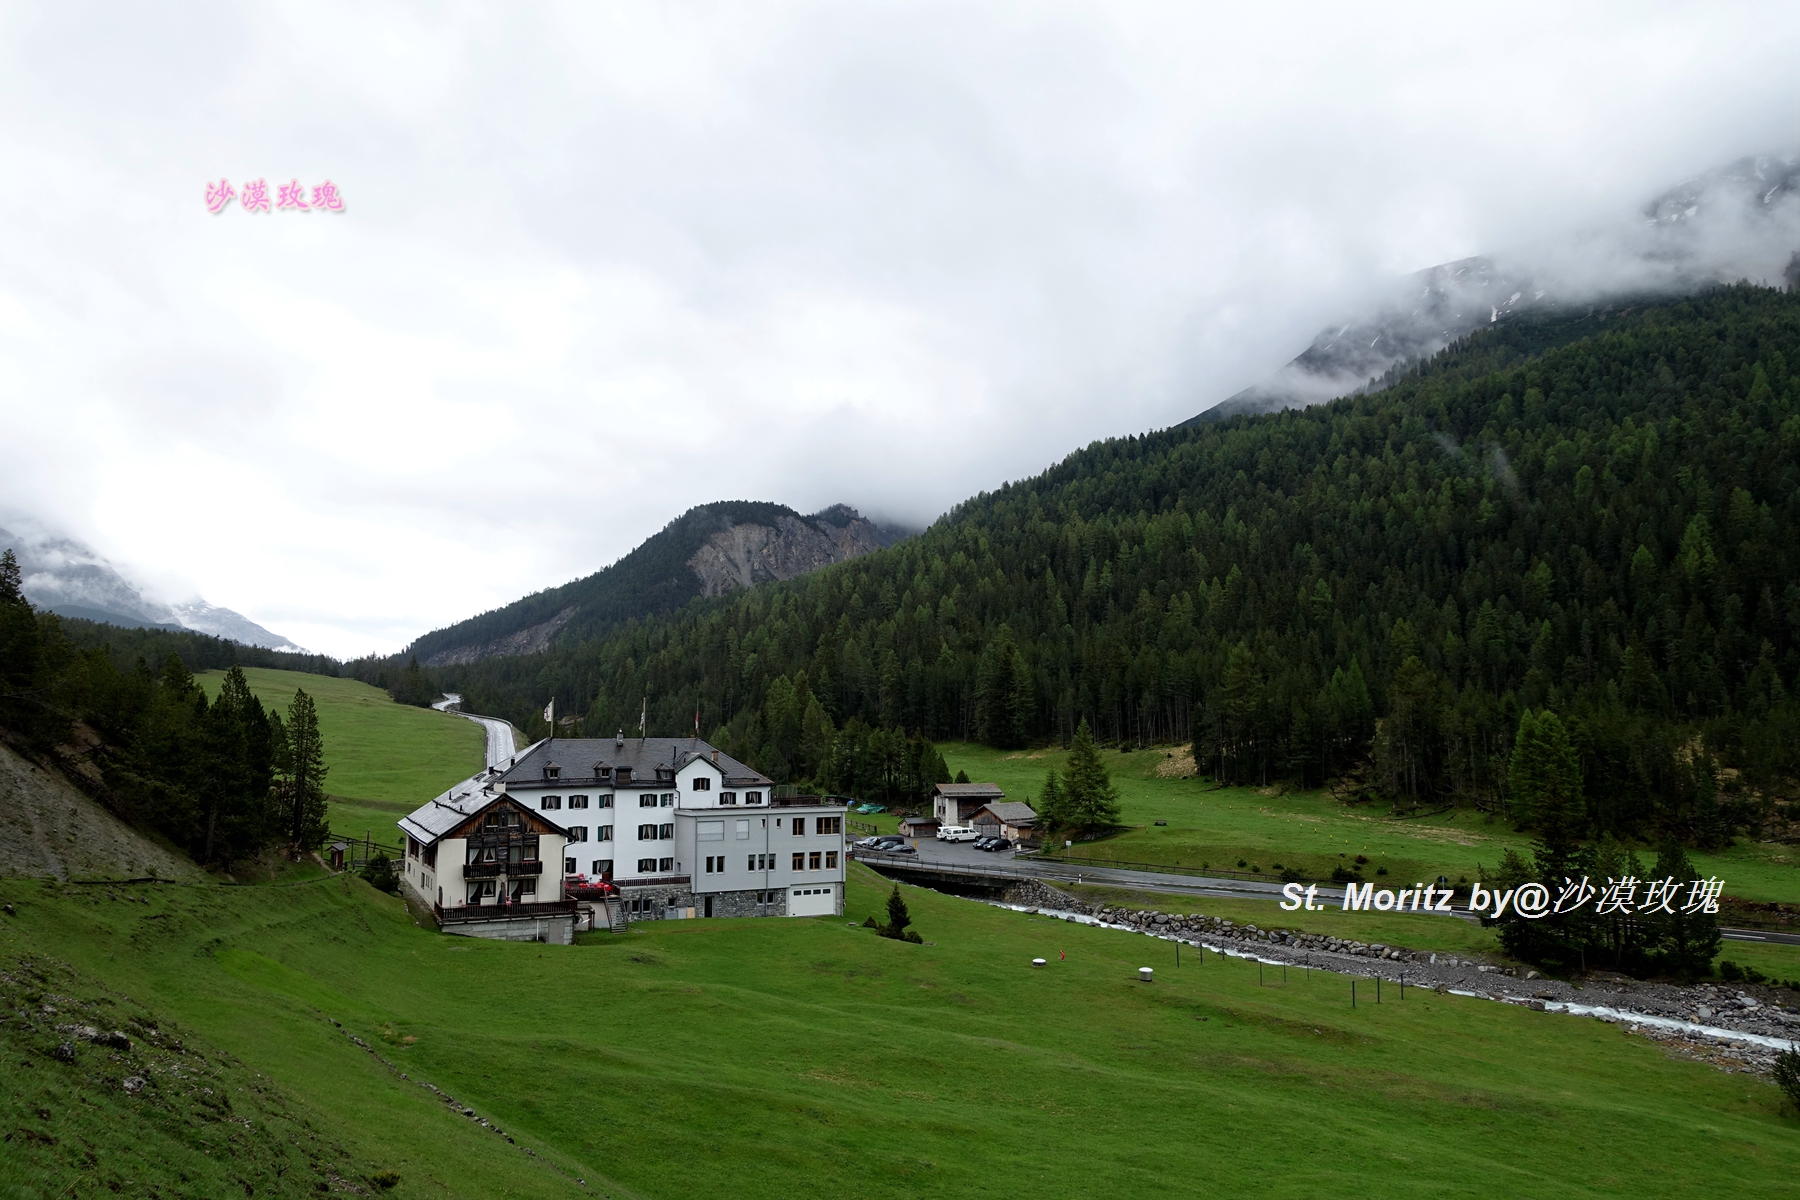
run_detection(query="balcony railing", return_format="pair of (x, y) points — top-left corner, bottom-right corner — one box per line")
(462, 859), (545, 879)
(435, 899), (579, 926)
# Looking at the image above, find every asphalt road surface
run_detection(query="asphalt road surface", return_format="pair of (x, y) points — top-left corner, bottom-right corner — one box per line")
(433, 693), (518, 769)
(862, 842), (1796, 945)
(862, 840), (1365, 908)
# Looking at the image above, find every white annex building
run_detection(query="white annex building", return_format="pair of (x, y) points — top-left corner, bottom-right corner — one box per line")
(399, 734), (848, 941)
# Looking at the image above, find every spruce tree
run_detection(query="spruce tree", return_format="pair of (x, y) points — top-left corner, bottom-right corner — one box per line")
(0, 549), (37, 699)
(1508, 709), (1584, 861)
(0, 548), (21, 605)
(1062, 718), (1121, 837)
(1037, 768), (1068, 832)
(1648, 839), (1721, 978)
(284, 689), (329, 848)
(882, 885), (917, 941)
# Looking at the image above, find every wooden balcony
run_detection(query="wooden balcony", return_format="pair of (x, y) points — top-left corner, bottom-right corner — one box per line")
(462, 859), (545, 879)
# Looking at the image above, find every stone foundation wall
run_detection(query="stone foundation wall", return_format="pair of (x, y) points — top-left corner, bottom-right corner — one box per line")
(699, 889), (788, 918)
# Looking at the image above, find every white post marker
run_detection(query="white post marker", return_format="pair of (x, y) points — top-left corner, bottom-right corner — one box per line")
(1139, 967), (1154, 982)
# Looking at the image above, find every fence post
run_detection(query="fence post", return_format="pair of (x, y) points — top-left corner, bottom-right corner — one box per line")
(1352, 980), (1357, 1008)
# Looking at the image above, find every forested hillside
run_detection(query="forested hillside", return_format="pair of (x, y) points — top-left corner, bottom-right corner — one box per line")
(0, 557), (332, 867)
(394, 501), (905, 668)
(440, 286), (1800, 842)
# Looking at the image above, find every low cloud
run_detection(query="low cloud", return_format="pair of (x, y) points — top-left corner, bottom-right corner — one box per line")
(3, 3), (1800, 655)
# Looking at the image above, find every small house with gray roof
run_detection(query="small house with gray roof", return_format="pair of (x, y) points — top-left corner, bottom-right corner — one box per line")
(932, 781), (1005, 828)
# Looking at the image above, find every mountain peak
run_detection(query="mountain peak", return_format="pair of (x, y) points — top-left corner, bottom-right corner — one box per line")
(0, 523), (304, 652)
(408, 501), (913, 666)
(1189, 152), (1800, 424)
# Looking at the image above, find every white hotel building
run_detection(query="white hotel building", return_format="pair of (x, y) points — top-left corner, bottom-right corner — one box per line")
(399, 735), (848, 940)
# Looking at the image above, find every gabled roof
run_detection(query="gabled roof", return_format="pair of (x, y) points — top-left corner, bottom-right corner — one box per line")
(399, 761), (571, 845)
(934, 782), (1005, 799)
(497, 737), (772, 790)
(972, 801), (1037, 825)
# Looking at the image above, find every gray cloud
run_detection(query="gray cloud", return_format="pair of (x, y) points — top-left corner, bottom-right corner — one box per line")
(3, 2), (1800, 655)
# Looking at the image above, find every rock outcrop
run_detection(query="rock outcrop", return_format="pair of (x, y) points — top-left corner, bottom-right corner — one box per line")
(688, 510), (899, 597)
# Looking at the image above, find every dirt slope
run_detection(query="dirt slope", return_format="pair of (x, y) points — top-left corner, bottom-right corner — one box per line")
(0, 741), (201, 880)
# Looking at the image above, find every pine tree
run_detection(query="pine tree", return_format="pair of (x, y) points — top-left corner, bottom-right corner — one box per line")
(884, 885), (912, 936)
(1036, 768), (1068, 832)
(1648, 839), (1721, 978)
(1062, 719), (1121, 836)
(1508, 709), (1584, 869)
(0, 548), (37, 697)
(160, 652), (195, 700)
(284, 689), (329, 848)
(0, 548), (21, 605)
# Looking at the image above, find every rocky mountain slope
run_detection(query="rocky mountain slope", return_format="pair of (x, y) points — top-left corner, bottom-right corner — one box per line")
(409, 502), (909, 666)
(0, 523), (302, 651)
(1191, 154), (1800, 422)
(0, 740), (201, 881)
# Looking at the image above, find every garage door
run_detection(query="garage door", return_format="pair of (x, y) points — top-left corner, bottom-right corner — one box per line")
(788, 885), (835, 917)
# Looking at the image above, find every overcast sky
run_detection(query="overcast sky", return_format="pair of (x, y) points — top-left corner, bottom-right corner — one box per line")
(2, 2), (1798, 657)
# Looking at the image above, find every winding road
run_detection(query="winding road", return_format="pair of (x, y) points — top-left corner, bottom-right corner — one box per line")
(432, 694), (519, 769)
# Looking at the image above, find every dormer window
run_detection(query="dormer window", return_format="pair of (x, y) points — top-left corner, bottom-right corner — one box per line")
(615, 767), (632, 785)
(544, 763), (561, 780)
(594, 763), (611, 781)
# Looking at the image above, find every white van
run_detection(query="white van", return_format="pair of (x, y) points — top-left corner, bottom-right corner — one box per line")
(936, 825), (979, 842)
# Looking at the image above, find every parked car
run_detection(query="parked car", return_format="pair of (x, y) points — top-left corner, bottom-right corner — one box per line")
(936, 825), (979, 842)
(871, 836), (908, 851)
(977, 837), (1010, 852)
(880, 840), (916, 854)
(853, 836), (887, 849)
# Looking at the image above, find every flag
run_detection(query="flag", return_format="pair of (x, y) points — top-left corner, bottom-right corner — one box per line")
(694, 707), (700, 737)
(543, 699), (554, 724)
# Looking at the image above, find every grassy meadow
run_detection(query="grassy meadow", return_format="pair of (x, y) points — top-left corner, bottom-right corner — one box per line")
(940, 741), (1800, 908)
(197, 668), (486, 846)
(4, 862), (1799, 1198)
(939, 740), (1800, 981)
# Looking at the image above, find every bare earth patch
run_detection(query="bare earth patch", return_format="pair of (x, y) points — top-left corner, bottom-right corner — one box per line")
(1155, 747), (1195, 778)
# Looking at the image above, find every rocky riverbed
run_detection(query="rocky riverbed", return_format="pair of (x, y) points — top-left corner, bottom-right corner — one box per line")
(1000, 878), (1800, 1077)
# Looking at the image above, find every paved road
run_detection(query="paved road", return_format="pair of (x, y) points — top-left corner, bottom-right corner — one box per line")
(862, 845), (1800, 945)
(1721, 926), (1800, 947)
(433, 693), (518, 769)
(859, 843), (1370, 908)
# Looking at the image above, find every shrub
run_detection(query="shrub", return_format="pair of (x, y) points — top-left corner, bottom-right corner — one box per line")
(1776, 1048), (1800, 1115)
(371, 1170), (401, 1190)
(1279, 866), (1305, 883)
(1376, 866), (1389, 876)
(875, 886), (920, 943)
(1330, 865), (1358, 884)
(360, 853), (400, 895)
(1355, 854), (1370, 865)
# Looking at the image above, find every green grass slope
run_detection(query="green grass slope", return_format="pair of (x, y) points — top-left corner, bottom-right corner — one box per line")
(197, 668), (485, 845)
(2, 865), (1796, 1198)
